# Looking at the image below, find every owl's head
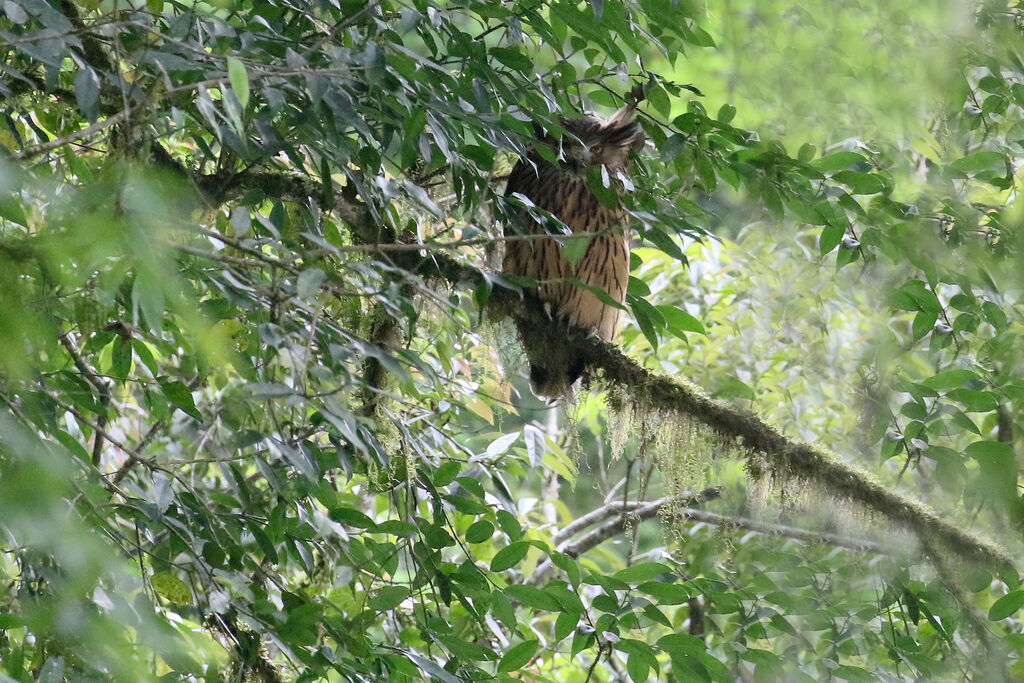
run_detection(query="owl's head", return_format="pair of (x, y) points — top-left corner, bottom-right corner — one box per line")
(559, 106), (645, 171)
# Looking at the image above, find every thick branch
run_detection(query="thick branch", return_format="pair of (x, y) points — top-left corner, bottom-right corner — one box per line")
(406, 251), (1013, 571)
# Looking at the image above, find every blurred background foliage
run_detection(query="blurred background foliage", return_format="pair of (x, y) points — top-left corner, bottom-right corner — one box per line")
(1, 0), (1024, 681)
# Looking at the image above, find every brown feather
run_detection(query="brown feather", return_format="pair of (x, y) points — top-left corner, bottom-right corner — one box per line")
(503, 110), (643, 396)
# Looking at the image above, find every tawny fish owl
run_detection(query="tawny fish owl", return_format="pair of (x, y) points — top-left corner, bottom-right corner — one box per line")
(503, 104), (644, 396)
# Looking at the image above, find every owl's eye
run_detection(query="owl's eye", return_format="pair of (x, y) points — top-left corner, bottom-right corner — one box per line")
(590, 144), (604, 156)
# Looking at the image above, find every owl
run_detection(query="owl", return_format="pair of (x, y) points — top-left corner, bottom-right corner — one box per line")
(503, 104), (644, 396)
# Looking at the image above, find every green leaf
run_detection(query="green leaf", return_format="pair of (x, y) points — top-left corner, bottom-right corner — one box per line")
(950, 151), (1003, 174)
(982, 301), (1008, 331)
(834, 666), (876, 682)
(616, 638), (659, 669)
(376, 520), (416, 537)
(490, 542), (530, 571)
(0, 195), (28, 226)
(657, 633), (705, 659)
(159, 380), (201, 420)
(921, 369), (978, 392)
(495, 509), (522, 540)
(897, 280), (941, 314)
(626, 654), (650, 682)
(506, 584), (561, 611)
(151, 572), (192, 604)
(133, 272), (165, 334)
(328, 506), (376, 529)
(811, 151), (867, 173)
(555, 611), (578, 641)
(227, 56), (250, 109)
(695, 151), (717, 191)
(657, 305), (705, 336)
(132, 339), (159, 376)
(717, 103), (736, 123)
(646, 83), (672, 118)
(819, 224), (844, 255)
(1007, 119), (1024, 142)
(642, 227), (687, 263)
(420, 522), (455, 548)
(832, 170), (885, 194)
(433, 461), (461, 487)
(552, 552), (581, 587)
(465, 520), (494, 543)
(490, 47), (532, 72)
(948, 389), (999, 412)
(434, 634), (495, 661)
(490, 590), (516, 629)
(73, 67), (100, 121)
(643, 604), (672, 627)
(614, 562), (673, 584)
(965, 440), (1013, 461)
(630, 296), (663, 351)
(685, 25), (716, 47)
(989, 591), (1024, 620)
(638, 581), (690, 604)
(53, 430), (91, 463)
(543, 583), (584, 614)
(560, 234), (590, 267)
(111, 335), (133, 378)
(912, 310), (938, 341)
(406, 653), (462, 683)
(497, 640), (538, 673)
(369, 586), (410, 610)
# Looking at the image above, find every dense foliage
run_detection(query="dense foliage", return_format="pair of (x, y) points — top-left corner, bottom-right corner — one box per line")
(2, 0), (1024, 681)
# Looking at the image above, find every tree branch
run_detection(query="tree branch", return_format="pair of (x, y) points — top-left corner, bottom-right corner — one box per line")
(567, 501), (896, 557)
(531, 495), (897, 585)
(552, 487), (720, 547)
(474, 282), (1008, 570)
(57, 330), (111, 466)
(54, 1), (117, 73)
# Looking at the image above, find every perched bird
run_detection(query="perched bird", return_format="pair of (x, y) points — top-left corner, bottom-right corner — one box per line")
(503, 102), (644, 397)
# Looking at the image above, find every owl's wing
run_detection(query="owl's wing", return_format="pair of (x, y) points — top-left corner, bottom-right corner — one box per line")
(501, 157), (564, 285)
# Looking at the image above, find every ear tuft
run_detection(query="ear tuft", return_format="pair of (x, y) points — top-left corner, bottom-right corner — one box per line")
(608, 105), (636, 126)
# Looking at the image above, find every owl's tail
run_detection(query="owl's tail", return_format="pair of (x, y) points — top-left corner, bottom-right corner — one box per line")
(528, 355), (585, 400)
(516, 318), (586, 399)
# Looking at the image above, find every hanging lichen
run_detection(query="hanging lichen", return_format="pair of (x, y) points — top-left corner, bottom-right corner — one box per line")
(606, 392), (635, 462)
(561, 392), (584, 465)
(650, 409), (715, 504)
(482, 317), (526, 380)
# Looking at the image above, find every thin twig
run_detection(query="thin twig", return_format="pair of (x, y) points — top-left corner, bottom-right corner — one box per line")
(57, 330), (112, 466)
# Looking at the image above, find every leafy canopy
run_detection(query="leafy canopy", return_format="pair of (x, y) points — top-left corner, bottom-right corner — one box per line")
(1, 0), (1024, 681)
